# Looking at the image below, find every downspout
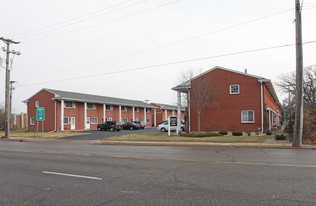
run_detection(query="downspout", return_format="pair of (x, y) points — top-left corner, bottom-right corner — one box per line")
(260, 81), (264, 133)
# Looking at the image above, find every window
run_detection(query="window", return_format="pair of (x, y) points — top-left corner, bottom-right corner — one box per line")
(146, 108), (151, 113)
(134, 107), (139, 112)
(241, 110), (254, 123)
(136, 118), (139, 121)
(230, 84), (240, 94)
(102, 118), (108, 123)
(30, 117), (35, 125)
(109, 117), (112, 121)
(87, 103), (95, 109)
(146, 118), (150, 124)
(106, 105), (112, 110)
(65, 101), (75, 108)
(35, 101), (39, 107)
(123, 118), (128, 123)
(64, 117), (69, 124)
(121, 106), (127, 111)
(91, 117), (98, 124)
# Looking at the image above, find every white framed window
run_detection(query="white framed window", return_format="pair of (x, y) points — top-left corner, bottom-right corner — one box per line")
(65, 101), (75, 108)
(35, 101), (39, 107)
(64, 117), (70, 125)
(241, 110), (254, 123)
(121, 106), (127, 111)
(87, 103), (95, 109)
(134, 107), (139, 112)
(123, 118), (128, 123)
(230, 84), (240, 94)
(109, 117), (112, 121)
(146, 108), (151, 113)
(136, 118), (139, 121)
(91, 117), (98, 124)
(106, 105), (112, 110)
(30, 117), (35, 125)
(146, 118), (150, 124)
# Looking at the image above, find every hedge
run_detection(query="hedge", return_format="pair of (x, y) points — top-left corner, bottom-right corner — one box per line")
(180, 133), (223, 138)
(232, 131), (243, 136)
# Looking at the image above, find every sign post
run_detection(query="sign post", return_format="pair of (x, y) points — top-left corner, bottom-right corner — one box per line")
(168, 116), (178, 136)
(36, 107), (45, 136)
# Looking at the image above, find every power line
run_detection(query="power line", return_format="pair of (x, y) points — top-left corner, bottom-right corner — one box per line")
(14, 0), (152, 39)
(21, 0), (183, 43)
(18, 41), (316, 87)
(18, 8), (294, 79)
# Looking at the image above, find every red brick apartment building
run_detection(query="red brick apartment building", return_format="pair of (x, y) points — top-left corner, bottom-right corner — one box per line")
(172, 66), (281, 133)
(150, 103), (185, 126)
(24, 89), (157, 132)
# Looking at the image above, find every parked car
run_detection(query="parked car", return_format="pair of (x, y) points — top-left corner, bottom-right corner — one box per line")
(123, 122), (141, 130)
(157, 122), (185, 132)
(132, 121), (146, 129)
(157, 120), (168, 126)
(97, 121), (122, 131)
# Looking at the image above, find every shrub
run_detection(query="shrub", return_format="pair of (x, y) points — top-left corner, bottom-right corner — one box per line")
(275, 134), (287, 141)
(266, 131), (272, 135)
(219, 131), (228, 135)
(232, 131), (243, 136)
(180, 133), (222, 138)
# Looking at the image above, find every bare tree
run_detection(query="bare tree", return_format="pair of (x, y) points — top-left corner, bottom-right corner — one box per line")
(0, 105), (5, 131)
(276, 65), (316, 108)
(190, 74), (221, 134)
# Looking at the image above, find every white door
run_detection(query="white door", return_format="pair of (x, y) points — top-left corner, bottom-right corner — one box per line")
(86, 117), (90, 129)
(71, 117), (75, 130)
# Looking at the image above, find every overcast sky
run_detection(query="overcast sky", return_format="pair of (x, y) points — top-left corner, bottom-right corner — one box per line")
(1, 0), (316, 113)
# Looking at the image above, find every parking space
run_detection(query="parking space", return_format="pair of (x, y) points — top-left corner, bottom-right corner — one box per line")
(61, 128), (159, 140)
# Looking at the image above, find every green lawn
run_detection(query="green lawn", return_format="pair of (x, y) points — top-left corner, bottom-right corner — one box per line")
(103, 133), (274, 143)
(0, 130), (88, 139)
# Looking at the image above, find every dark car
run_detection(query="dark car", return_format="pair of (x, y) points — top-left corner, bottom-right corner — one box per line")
(97, 121), (122, 131)
(123, 122), (141, 130)
(132, 121), (146, 129)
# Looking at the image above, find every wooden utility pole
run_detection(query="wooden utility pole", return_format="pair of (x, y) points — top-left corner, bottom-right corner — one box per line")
(293, 0), (304, 147)
(0, 37), (20, 138)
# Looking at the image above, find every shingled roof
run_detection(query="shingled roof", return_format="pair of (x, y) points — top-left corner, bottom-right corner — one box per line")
(28, 89), (156, 108)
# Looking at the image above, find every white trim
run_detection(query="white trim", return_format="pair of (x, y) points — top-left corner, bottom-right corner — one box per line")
(64, 117), (70, 125)
(54, 101), (56, 131)
(154, 108), (156, 126)
(84, 102), (87, 130)
(144, 108), (146, 124)
(103, 104), (106, 123)
(165, 109), (168, 121)
(260, 81), (264, 132)
(230, 84), (240, 94)
(132, 107), (135, 121)
(119, 105), (122, 122)
(91, 117), (98, 124)
(241, 110), (255, 123)
(61, 100), (64, 131)
(30, 117), (35, 125)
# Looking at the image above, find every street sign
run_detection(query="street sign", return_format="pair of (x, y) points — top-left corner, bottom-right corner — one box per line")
(36, 107), (45, 121)
(170, 116), (177, 126)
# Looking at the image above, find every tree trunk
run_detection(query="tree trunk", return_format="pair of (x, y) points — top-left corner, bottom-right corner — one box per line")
(197, 111), (200, 134)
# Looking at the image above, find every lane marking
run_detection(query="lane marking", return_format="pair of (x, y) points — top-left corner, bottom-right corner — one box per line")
(42, 171), (102, 180)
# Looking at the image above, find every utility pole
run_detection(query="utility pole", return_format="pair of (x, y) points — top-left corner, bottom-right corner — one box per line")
(293, 0), (304, 147)
(10, 81), (17, 126)
(0, 37), (20, 138)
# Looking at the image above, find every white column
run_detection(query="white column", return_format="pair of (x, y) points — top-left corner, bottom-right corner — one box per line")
(173, 110), (175, 116)
(188, 90), (191, 132)
(132, 106), (135, 121)
(61, 100), (64, 131)
(260, 81), (264, 133)
(177, 91), (181, 134)
(165, 109), (167, 120)
(84, 102), (87, 130)
(144, 108), (146, 125)
(103, 104), (106, 123)
(154, 108), (156, 127)
(119, 105), (122, 122)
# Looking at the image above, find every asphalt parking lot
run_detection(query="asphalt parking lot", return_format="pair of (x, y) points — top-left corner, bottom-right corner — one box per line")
(61, 128), (160, 140)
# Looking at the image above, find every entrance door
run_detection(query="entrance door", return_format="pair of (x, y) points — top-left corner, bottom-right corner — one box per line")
(86, 117), (90, 130)
(71, 117), (75, 130)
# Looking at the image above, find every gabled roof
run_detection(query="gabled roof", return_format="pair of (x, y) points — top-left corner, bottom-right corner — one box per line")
(26, 88), (156, 108)
(172, 66), (281, 108)
(152, 102), (185, 111)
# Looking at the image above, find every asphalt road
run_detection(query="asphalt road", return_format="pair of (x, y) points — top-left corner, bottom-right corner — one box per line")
(0, 141), (316, 205)
(62, 128), (160, 140)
